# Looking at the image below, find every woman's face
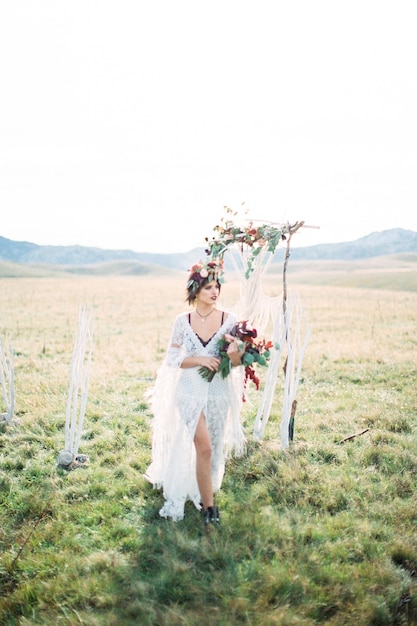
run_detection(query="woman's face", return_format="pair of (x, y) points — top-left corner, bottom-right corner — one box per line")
(196, 280), (220, 306)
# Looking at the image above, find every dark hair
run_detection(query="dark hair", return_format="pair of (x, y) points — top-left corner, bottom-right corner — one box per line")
(186, 275), (221, 305)
(186, 260), (224, 305)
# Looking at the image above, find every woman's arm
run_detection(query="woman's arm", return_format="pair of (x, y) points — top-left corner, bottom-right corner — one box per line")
(180, 353), (221, 371)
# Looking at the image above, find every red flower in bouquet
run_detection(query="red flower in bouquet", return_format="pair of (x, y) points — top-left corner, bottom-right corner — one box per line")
(199, 320), (275, 393)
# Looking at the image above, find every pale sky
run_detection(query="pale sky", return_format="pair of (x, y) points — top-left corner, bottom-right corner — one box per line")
(1, 1), (416, 253)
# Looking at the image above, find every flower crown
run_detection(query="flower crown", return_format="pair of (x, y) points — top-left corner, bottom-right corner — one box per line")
(186, 259), (224, 300)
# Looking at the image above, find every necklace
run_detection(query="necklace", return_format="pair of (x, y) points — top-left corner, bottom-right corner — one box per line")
(195, 307), (216, 322)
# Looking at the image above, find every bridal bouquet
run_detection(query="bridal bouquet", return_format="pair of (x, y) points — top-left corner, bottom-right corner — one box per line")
(199, 320), (274, 391)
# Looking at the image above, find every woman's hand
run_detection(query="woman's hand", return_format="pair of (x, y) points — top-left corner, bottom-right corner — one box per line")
(224, 334), (246, 367)
(180, 355), (220, 370)
(199, 356), (221, 371)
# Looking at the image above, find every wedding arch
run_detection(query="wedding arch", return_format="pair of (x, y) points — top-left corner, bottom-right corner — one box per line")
(205, 208), (313, 448)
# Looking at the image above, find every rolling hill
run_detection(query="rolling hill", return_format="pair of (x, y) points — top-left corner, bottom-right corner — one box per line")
(1, 228), (416, 271)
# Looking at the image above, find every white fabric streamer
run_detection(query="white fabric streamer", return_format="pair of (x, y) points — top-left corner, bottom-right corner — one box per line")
(0, 339), (14, 423)
(64, 306), (93, 456)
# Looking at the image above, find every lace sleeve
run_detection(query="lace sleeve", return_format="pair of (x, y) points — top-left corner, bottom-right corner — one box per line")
(165, 315), (186, 368)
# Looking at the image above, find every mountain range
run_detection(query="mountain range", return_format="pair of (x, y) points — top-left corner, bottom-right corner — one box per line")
(1, 228), (417, 271)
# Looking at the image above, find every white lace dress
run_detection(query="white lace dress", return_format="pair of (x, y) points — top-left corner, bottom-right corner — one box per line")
(144, 311), (246, 521)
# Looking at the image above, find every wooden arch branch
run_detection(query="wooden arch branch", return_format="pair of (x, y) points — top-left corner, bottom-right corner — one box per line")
(282, 221), (305, 318)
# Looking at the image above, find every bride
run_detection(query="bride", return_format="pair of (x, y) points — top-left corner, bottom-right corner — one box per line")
(144, 259), (246, 525)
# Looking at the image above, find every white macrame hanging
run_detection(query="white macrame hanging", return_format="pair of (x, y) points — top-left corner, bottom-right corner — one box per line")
(226, 245), (278, 337)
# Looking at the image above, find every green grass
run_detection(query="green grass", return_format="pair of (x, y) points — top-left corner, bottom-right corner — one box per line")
(1, 272), (417, 625)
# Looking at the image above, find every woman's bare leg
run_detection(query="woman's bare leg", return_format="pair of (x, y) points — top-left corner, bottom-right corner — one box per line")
(194, 413), (213, 509)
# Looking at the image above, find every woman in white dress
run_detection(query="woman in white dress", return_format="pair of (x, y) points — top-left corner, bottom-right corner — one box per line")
(145, 260), (246, 524)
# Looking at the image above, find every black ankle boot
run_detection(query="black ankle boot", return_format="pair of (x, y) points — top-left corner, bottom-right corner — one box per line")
(202, 506), (220, 525)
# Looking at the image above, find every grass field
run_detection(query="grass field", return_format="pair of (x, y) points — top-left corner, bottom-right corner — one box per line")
(0, 258), (416, 625)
